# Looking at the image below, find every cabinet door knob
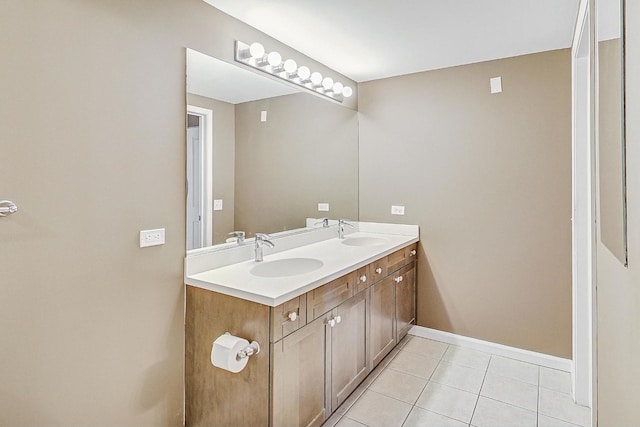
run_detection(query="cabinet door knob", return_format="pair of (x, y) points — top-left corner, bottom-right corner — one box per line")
(360, 274), (367, 282)
(287, 311), (298, 322)
(327, 318), (336, 327)
(399, 276), (404, 282)
(375, 267), (382, 274)
(410, 249), (417, 256)
(394, 276), (402, 283)
(335, 316), (342, 324)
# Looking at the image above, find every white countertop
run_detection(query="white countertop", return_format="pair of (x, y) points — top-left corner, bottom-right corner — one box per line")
(185, 230), (418, 306)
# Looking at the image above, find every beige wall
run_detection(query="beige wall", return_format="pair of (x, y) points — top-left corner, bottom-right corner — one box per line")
(359, 50), (573, 358)
(596, 1), (640, 424)
(0, 1), (356, 426)
(234, 93), (359, 237)
(186, 93), (236, 245)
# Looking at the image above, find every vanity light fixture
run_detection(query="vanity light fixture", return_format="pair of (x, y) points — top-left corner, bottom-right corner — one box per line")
(235, 40), (352, 102)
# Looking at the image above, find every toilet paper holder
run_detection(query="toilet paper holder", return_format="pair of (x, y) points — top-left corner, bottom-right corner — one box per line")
(237, 340), (260, 359)
(224, 332), (261, 359)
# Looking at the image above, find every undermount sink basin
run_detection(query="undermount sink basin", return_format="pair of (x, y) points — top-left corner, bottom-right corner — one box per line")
(250, 257), (324, 278)
(341, 237), (387, 247)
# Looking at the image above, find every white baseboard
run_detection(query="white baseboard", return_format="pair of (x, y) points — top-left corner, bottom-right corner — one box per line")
(409, 325), (573, 372)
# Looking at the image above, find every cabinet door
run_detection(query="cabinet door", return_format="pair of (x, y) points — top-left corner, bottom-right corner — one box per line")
(395, 263), (416, 342)
(329, 291), (368, 410)
(271, 316), (328, 427)
(369, 276), (396, 367)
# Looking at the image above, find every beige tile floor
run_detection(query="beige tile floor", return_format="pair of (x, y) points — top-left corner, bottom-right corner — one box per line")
(323, 336), (590, 427)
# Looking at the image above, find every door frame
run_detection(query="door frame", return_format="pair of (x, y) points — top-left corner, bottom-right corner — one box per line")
(571, 0), (597, 416)
(187, 105), (213, 248)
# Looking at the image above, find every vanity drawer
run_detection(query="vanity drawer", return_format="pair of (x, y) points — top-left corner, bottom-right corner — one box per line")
(369, 258), (387, 283)
(271, 295), (307, 342)
(387, 243), (417, 273)
(307, 272), (356, 320)
(355, 265), (371, 294)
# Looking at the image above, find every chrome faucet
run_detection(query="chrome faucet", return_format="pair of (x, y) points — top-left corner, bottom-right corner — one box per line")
(338, 219), (355, 239)
(228, 231), (245, 244)
(315, 217), (329, 228)
(254, 233), (275, 262)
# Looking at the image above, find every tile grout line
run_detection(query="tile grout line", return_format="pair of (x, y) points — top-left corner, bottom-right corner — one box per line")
(469, 353), (492, 426)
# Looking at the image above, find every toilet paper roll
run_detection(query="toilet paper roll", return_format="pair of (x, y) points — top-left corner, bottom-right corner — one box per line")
(211, 333), (250, 373)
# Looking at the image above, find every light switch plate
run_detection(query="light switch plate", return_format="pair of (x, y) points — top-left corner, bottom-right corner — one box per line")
(490, 76), (502, 94)
(391, 205), (405, 215)
(140, 228), (165, 248)
(260, 110), (267, 122)
(213, 199), (223, 211)
(318, 203), (330, 212)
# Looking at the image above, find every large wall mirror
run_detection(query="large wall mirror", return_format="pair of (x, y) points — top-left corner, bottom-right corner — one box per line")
(185, 48), (359, 251)
(597, 0), (627, 265)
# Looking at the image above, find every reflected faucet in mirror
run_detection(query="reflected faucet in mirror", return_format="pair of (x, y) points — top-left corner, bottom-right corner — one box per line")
(254, 233), (275, 262)
(315, 217), (329, 228)
(227, 231), (245, 244)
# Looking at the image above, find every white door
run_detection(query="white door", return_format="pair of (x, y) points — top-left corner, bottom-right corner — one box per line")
(187, 115), (202, 250)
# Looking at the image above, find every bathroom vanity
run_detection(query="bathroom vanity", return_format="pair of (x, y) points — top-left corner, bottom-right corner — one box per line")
(184, 223), (418, 427)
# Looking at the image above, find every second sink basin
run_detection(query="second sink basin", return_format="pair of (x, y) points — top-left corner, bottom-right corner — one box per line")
(250, 257), (324, 278)
(341, 237), (387, 247)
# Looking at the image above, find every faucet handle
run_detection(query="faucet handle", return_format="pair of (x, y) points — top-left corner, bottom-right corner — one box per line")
(255, 233), (275, 248)
(315, 217), (330, 228)
(228, 231), (245, 244)
(339, 219), (355, 228)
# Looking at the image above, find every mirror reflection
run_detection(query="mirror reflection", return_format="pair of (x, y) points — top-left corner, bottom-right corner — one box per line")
(186, 49), (359, 250)
(597, 0), (627, 265)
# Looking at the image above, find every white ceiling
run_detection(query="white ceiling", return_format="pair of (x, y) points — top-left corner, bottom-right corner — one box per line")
(202, 0), (581, 82)
(187, 49), (299, 104)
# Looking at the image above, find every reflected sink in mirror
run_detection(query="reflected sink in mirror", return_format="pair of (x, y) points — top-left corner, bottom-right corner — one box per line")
(250, 258), (324, 278)
(341, 237), (387, 247)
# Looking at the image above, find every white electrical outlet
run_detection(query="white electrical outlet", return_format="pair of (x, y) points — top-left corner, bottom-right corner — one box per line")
(318, 203), (330, 212)
(260, 110), (267, 122)
(140, 228), (165, 248)
(213, 199), (223, 211)
(391, 205), (405, 215)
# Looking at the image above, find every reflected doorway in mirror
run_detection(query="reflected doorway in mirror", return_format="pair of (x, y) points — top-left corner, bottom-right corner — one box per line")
(187, 105), (213, 250)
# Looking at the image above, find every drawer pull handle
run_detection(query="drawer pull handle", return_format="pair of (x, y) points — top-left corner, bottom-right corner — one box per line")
(287, 311), (298, 322)
(375, 267), (382, 274)
(410, 249), (417, 256)
(360, 274), (367, 282)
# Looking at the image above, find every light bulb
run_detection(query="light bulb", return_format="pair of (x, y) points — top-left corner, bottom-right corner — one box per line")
(310, 72), (323, 86)
(283, 59), (297, 74)
(267, 51), (282, 67)
(342, 86), (353, 98)
(298, 66), (311, 81)
(333, 82), (344, 95)
(248, 42), (265, 59)
(322, 77), (334, 91)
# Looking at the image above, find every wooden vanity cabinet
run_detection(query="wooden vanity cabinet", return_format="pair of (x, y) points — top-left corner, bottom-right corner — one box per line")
(369, 275), (396, 367)
(328, 290), (368, 410)
(271, 315), (328, 427)
(186, 241), (418, 427)
(394, 263), (416, 341)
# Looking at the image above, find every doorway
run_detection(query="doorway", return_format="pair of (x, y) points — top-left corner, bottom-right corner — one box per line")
(186, 105), (213, 250)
